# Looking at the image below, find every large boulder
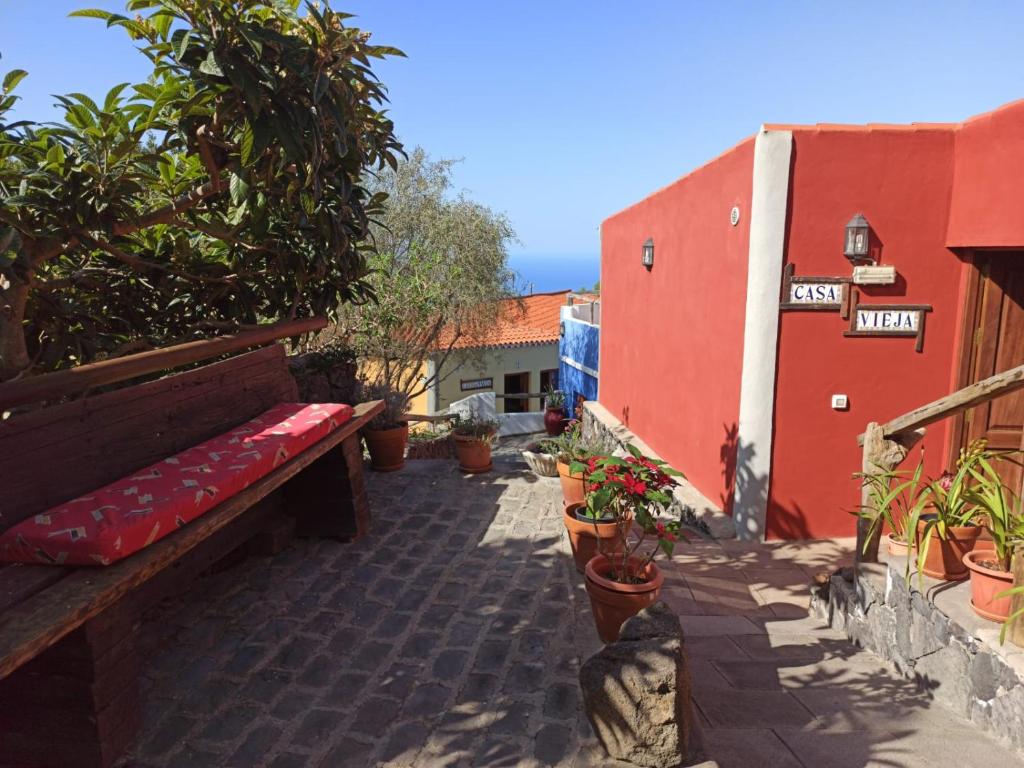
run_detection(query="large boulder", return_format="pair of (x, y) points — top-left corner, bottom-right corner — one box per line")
(579, 602), (703, 768)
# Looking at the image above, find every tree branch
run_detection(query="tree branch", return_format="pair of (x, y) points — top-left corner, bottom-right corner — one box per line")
(111, 179), (223, 237)
(80, 233), (239, 285)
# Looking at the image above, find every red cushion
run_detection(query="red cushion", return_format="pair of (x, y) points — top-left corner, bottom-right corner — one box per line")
(0, 403), (353, 566)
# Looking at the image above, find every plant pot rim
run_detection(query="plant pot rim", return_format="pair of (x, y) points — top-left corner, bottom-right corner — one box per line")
(565, 501), (616, 524)
(916, 519), (983, 535)
(585, 555), (663, 593)
(452, 432), (494, 443)
(962, 548), (1013, 579)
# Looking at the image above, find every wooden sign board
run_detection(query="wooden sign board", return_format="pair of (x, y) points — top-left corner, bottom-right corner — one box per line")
(844, 304), (932, 352)
(460, 377), (493, 392)
(780, 264), (848, 313)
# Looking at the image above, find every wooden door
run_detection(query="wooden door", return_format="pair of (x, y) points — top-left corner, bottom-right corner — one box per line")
(956, 252), (1024, 492)
(503, 372), (530, 413)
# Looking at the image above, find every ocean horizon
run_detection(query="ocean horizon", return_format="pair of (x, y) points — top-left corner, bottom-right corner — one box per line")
(508, 253), (600, 295)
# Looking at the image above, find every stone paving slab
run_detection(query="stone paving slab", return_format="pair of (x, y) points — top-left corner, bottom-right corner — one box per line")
(114, 456), (1024, 768)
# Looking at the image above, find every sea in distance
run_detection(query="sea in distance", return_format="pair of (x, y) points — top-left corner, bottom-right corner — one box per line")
(508, 253), (600, 295)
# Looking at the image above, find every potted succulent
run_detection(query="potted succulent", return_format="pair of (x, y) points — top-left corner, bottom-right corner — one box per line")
(451, 412), (499, 474)
(905, 441), (987, 582)
(543, 387), (567, 436)
(546, 420), (613, 508)
(962, 452), (1024, 621)
(853, 461), (926, 558)
(358, 382), (410, 472)
(572, 446), (685, 642)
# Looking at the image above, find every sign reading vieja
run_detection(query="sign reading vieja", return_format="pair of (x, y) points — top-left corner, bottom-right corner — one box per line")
(460, 377), (493, 392)
(779, 264), (847, 311)
(844, 303), (932, 353)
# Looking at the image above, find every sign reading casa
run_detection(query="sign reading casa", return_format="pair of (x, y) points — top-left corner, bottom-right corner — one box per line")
(789, 282), (843, 305)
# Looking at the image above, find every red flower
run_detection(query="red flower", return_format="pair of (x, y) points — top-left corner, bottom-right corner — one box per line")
(938, 472), (954, 492)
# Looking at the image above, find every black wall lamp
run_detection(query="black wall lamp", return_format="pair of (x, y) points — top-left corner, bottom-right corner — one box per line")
(641, 238), (654, 270)
(843, 214), (871, 263)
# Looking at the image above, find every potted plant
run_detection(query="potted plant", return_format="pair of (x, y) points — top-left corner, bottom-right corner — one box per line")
(451, 412), (499, 474)
(543, 388), (567, 436)
(522, 441), (558, 477)
(853, 461), (927, 558)
(905, 441), (987, 582)
(546, 420), (614, 508)
(358, 382), (410, 472)
(572, 446), (686, 642)
(962, 451), (1024, 621)
(563, 495), (626, 574)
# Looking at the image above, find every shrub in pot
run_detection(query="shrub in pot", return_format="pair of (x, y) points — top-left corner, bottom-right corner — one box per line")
(451, 413), (499, 474)
(544, 420), (615, 508)
(853, 462), (927, 559)
(358, 383), (410, 472)
(543, 388), (567, 436)
(961, 450), (1024, 621)
(574, 446), (686, 642)
(905, 442), (988, 583)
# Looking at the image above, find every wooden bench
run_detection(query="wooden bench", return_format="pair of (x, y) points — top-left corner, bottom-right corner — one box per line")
(0, 320), (382, 768)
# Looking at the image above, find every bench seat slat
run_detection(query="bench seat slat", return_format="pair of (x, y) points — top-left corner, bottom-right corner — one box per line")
(0, 399), (381, 679)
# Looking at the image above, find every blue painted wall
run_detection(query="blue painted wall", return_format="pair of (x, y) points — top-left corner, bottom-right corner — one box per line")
(559, 318), (599, 418)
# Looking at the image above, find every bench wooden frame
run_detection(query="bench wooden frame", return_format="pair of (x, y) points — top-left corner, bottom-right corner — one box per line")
(0, 321), (382, 767)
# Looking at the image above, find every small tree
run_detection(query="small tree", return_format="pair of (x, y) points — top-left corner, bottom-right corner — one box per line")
(0, 1), (403, 380)
(331, 148), (516, 404)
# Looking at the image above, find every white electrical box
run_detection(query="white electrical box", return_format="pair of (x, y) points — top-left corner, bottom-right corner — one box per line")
(831, 394), (849, 411)
(852, 265), (897, 285)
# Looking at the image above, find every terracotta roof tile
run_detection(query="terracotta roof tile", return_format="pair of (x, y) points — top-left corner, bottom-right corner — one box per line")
(443, 290), (570, 350)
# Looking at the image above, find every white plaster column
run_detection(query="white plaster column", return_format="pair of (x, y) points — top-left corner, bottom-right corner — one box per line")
(732, 128), (793, 540)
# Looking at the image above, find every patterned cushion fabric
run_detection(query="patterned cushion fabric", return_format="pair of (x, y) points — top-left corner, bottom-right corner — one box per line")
(0, 402), (353, 566)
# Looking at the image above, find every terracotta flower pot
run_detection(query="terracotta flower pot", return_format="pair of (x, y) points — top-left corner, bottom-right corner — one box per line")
(963, 548), (1014, 622)
(562, 502), (626, 574)
(584, 556), (664, 643)
(453, 434), (493, 474)
(887, 532), (911, 558)
(557, 460), (586, 508)
(544, 407), (566, 436)
(362, 423), (408, 472)
(915, 521), (983, 581)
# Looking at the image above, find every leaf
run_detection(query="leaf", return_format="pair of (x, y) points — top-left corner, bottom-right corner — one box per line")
(104, 83), (131, 111)
(199, 51), (224, 77)
(68, 9), (115, 21)
(239, 120), (254, 166)
(2, 69), (28, 94)
(171, 29), (190, 60)
(229, 172), (249, 206)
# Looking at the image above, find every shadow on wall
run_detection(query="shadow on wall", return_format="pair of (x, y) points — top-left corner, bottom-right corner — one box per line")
(721, 424), (813, 540)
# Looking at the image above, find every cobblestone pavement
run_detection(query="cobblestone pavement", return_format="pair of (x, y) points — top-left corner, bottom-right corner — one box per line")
(120, 452), (1024, 767)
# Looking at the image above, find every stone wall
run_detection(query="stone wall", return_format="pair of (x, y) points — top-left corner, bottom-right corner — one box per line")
(812, 562), (1024, 754)
(580, 401), (734, 539)
(288, 349), (358, 404)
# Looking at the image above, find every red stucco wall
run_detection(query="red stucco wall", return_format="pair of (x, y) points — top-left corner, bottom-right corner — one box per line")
(947, 99), (1024, 248)
(599, 139), (755, 511)
(768, 126), (963, 539)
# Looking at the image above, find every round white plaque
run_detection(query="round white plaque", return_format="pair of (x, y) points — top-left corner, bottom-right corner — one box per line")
(730, 206), (741, 226)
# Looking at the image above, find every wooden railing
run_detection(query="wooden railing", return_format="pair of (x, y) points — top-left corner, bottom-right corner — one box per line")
(856, 360), (1024, 562)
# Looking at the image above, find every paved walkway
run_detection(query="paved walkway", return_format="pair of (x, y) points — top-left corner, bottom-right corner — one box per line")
(119, 450), (1024, 767)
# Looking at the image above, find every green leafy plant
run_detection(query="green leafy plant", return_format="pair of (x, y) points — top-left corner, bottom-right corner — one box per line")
(569, 445), (686, 584)
(998, 583), (1024, 644)
(852, 460), (928, 554)
(355, 380), (409, 431)
(544, 388), (565, 410)
(904, 440), (988, 582)
(1, 1), (403, 379)
(541, 419), (612, 465)
(451, 411), (499, 444)
(963, 452), (1024, 572)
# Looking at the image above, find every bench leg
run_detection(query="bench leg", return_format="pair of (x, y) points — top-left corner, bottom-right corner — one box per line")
(0, 612), (139, 768)
(285, 433), (371, 540)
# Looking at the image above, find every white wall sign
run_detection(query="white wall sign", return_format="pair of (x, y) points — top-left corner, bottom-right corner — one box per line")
(779, 265), (847, 312)
(844, 303), (932, 352)
(460, 377), (493, 392)
(854, 308), (920, 333)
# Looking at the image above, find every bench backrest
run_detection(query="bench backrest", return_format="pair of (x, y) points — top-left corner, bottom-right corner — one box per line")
(0, 345), (299, 533)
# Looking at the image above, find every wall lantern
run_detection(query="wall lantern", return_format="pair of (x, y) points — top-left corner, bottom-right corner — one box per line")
(559, 320), (566, 338)
(641, 238), (654, 269)
(843, 213), (871, 262)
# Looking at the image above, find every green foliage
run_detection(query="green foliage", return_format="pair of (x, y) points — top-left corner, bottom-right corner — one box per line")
(852, 460), (928, 552)
(451, 411), (499, 443)
(963, 452), (1024, 571)
(544, 419), (613, 464)
(332, 148), (516, 402)
(0, 1), (403, 376)
(543, 387), (565, 410)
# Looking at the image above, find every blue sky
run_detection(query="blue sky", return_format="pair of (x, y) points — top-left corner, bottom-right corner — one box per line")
(3, 2), (1024, 258)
